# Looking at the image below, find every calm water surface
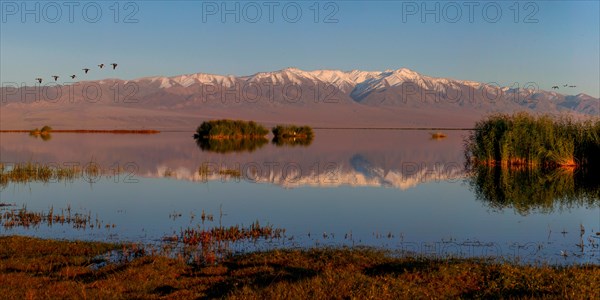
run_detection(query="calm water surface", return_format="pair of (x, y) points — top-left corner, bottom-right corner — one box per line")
(1, 130), (598, 264)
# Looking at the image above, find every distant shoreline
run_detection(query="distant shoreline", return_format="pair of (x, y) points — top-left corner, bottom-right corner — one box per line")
(0, 129), (160, 134)
(312, 127), (473, 130)
(158, 127), (475, 133)
(0, 128), (474, 133)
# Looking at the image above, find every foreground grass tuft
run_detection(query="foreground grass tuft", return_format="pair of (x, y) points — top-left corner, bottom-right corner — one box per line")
(1, 236), (599, 299)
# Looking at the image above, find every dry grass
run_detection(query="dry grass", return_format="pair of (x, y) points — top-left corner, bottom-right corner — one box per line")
(1, 236), (599, 299)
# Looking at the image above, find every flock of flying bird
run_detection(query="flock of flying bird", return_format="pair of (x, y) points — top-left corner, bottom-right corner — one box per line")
(35, 63), (118, 84)
(552, 84), (577, 90)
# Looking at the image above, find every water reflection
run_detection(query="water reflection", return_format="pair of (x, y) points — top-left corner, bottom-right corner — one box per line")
(271, 136), (314, 147)
(195, 137), (268, 153)
(29, 132), (52, 141)
(468, 166), (600, 215)
(0, 130), (598, 264)
(0, 130), (467, 190)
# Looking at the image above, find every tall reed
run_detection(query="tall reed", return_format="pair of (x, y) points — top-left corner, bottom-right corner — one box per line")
(466, 112), (599, 168)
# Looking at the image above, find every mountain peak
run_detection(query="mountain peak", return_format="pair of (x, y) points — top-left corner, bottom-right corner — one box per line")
(391, 68), (421, 79)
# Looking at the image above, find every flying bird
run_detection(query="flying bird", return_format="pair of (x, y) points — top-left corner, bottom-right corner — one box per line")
(98, 64), (105, 69)
(111, 63), (118, 70)
(83, 68), (90, 74)
(35, 78), (43, 84)
(70, 75), (76, 79)
(552, 86), (559, 89)
(569, 85), (576, 88)
(563, 84), (568, 87)
(52, 75), (59, 81)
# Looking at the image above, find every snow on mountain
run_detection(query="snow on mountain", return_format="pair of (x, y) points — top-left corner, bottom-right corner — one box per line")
(121, 68), (595, 112)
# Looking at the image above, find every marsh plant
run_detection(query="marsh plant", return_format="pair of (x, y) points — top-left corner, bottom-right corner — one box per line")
(193, 120), (270, 153)
(0, 162), (78, 187)
(271, 125), (314, 139)
(181, 221), (286, 265)
(0, 162), (129, 188)
(194, 120), (269, 139)
(465, 112), (600, 168)
(271, 125), (314, 147)
(0, 205), (113, 230)
(465, 113), (600, 214)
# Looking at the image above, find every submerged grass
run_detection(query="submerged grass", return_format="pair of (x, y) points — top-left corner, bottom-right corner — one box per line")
(0, 205), (114, 230)
(1, 236), (598, 299)
(466, 112), (600, 168)
(0, 162), (128, 187)
(181, 221), (286, 265)
(0, 162), (78, 187)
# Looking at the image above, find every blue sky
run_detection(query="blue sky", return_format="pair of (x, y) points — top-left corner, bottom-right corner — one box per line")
(1, 0), (599, 97)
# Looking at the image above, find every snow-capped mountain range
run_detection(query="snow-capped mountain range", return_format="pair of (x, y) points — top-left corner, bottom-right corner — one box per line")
(1, 68), (597, 129)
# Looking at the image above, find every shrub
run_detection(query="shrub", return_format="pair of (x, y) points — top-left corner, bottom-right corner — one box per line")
(195, 120), (269, 139)
(271, 125), (314, 139)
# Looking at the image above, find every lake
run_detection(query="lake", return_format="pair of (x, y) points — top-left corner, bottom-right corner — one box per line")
(1, 130), (598, 264)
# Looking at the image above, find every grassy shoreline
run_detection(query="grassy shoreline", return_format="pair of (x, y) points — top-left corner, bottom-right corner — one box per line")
(1, 236), (598, 299)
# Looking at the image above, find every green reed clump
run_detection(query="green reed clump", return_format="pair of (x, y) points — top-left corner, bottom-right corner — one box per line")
(466, 112), (600, 167)
(271, 125), (314, 147)
(194, 120), (269, 139)
(271, 125), (314, 139)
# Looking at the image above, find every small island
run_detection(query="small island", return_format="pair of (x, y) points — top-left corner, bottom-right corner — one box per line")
(430, 132), (447, 140)
(29, 126), (53, 141)
(194, 120), (269, 139)
(194, 120), (270, 153)
(271, 125), (314, 146)
(29, 125), (52, 136)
